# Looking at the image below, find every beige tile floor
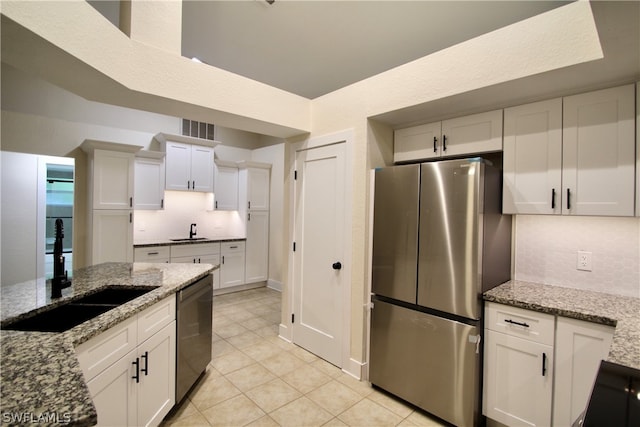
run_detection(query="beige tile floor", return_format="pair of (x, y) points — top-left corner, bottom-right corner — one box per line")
(162, 287), (446, 427)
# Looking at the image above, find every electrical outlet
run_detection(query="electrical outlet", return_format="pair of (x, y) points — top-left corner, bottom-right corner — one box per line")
(577, 251), (592, 271)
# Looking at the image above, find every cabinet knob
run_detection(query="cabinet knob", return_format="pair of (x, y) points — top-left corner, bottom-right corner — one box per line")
(332, 262), (342, 270)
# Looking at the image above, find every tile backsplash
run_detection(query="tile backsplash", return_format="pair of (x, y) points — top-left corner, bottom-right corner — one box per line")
(133, 191), (244, 242)
(514, 215), (640, 298)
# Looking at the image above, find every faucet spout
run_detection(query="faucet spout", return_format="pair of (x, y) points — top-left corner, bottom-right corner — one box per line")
(189, 223), (197, 239)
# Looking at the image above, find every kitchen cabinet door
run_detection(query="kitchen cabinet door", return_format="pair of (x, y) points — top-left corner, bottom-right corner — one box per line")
(503, 98), (563, 214)
(393, 121), (442, 163)
(91, 210), (133, 264)
(214, 161), (239, 210)
(553, 317), (614, 427)
(220, 242), (245, 288)
(484, 329), (553, 427)
(164, 142), (191, 191)
(441, 109), (503, 157)
(85, 348), (138, 427)
(245, 167), (270, 211)
(245, 210), (269, 284)
(137, 321), (176, 427)
(134, 156), (165, 210)
(562, 84), (635, 216)
(93, 149), (134, 210)
(190, 145), (214, 192)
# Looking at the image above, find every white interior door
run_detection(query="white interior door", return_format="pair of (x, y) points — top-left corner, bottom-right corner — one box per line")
(293, 143), (346, 367)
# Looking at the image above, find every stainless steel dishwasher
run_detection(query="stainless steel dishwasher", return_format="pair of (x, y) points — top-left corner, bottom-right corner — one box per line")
(176, 274), (213, 403)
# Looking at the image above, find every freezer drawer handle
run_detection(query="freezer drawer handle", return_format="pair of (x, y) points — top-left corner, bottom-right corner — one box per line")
(332, 262), (342, 270)
(504, 318), (529, 328)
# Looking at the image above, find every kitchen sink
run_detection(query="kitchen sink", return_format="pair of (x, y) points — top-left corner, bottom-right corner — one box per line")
(73, 286), (158, 305)
(170, 237), (208, 242)
(3, 286), (158, 333)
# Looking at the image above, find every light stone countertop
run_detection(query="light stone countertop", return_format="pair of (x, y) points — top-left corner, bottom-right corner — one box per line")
(484, 280), (640, 372)
(133, 236), (245, 248)
(0, 262), (216, 426)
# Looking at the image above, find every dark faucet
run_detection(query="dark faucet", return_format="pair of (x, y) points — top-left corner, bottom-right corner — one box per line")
(51, 218), (71, 298)
(189, 223), (197, 239)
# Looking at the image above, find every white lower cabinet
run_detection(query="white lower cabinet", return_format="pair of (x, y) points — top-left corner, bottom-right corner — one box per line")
(484, 303), (555, 427)
(76, 296), (176, 427)
(245, 210), (269, 284)
(553, 317), (614, 427)
(170, 243), (220, 289)
(484, 302), (615, 427)
(134, 246), (170, 263)
(220, 241), (245, 288)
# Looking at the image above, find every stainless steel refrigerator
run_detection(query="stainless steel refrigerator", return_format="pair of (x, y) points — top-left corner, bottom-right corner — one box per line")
(369, 158), (512, 427)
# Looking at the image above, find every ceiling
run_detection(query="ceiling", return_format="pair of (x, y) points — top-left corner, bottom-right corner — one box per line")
(90, 0), (571, 99)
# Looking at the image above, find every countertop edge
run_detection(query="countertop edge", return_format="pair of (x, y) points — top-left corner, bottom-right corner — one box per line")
(134, 238), (245, 248)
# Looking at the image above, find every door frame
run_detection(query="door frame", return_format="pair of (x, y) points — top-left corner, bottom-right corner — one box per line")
(281, 129), (354, 376)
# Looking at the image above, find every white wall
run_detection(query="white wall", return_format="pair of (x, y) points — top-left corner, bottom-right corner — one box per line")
(1, 152), (38, 285)
(514, 215), (640, 298)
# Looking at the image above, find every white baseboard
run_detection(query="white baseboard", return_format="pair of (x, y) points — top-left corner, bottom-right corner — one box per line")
(342, 357), (367, 381)
(267, 279), (282, 292)
(278, 323), (292, 342)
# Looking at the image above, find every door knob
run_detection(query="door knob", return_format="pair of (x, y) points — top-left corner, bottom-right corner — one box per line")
(332, 262), (342, 270)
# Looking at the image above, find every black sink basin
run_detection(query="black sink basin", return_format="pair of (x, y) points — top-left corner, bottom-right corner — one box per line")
(3, 286), (158, 332)
(4, 303), (117, 332)
(73, 286), (158, 305)
(170, 237), (207, 242)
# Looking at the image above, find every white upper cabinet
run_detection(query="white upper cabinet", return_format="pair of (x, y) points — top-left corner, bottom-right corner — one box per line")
(440, 109), (503, 157)
(164, 141), (214, 192)
(134, 151), (165, 210)
(393, 109), (502, 163)
(394, 121), (442, 163)
(562, 84), (635, 216)
(503, 98), (563, 214)
(92, 149), (135, 210)
(155, 133), (220, 193)
(503, 84), (636, 217)
(213, 160), (239, 211)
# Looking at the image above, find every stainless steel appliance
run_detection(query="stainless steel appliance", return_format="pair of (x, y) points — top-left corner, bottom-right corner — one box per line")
(176, 274), (213, 403)
(370, 158), (512, 427)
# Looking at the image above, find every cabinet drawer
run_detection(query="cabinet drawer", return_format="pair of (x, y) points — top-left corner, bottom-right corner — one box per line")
(221, 241), (245, 253)
(134, 246), (170, 262)
(170, 242), (220, 258)
(76, 315), (138, 381)
(485, 302), (555, 346)
(138, 296), (176, 344)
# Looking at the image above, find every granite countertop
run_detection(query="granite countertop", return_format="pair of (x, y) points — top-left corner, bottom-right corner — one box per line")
(484, 280), (640, 371)
(0, 262), (216, 426)
(134, 236), (245, 248)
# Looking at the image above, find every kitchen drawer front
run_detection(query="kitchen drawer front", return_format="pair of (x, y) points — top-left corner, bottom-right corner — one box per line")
(485, 302), (555, 346)
(76, 315), (138, 381)
(170, 242), (220, 258)
(134, 246), (170, 262)
(137, 295), (176, 344)
(221, 241), (245, 253)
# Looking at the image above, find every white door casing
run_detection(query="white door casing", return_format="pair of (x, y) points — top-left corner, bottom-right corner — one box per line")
(286, 130), (353, 372)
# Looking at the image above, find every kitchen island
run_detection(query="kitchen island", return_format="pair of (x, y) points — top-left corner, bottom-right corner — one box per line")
(0, 262), (215, 427)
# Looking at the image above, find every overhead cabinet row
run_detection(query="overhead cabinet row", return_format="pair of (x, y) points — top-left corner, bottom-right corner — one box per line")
(394, 83), (638, 217)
